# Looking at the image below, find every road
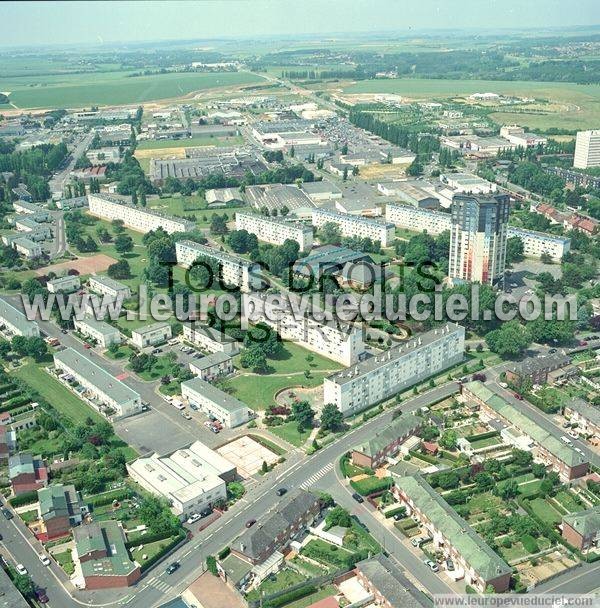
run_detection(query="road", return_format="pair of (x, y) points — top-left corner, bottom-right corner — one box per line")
(49, 132), (94, 199)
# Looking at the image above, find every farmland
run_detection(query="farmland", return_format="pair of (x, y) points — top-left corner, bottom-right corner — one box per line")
(3, 70), (265, 109)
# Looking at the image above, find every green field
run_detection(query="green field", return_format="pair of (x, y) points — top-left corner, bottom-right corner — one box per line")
(4, 70), (265, 109)
(343, 78), (600, 130)
(136, 135), (244, 150)
(269, 421), (312, 447)
(14, 362), (105, 425)
(529, 498), (563, 525)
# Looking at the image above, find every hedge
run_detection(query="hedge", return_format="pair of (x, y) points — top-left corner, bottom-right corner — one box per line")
(409, 449), (438, 465)
(466, 430), (500, 442)
(264, 585), (317, 608)
(218, 546), (231, 560)
(140, 529), (186, 573)
(125, 529), (177, 549)
(86, 487), (134, 508)
(8, 490), (38, 507)
(349, 476), (392, 496)
(384, 506), (406, 519)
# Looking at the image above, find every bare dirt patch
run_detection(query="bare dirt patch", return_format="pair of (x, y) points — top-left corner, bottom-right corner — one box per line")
(36, 254), (117, 276)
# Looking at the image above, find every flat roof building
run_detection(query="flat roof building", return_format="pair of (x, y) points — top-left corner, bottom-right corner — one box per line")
(0, 297), (40, 337)
(88, 275), (131, 300)
(235, 211), (313, 252)
(54, 348), (141, 420)
(88, 193), (195, 234)
(175, 240), (263, 292)
(181, 377), (252, 428)
(301, 179), (342, 202)
(74, 317), (123, 348)
(189, 351), (234, 382)
(127, 441), (233, 519)
(131, 322), (172, 349)
(312, 208), (395, 247)
(47, 275), (81, 294)
(243, 291), (366, 367)
(324, 324), (464, 415)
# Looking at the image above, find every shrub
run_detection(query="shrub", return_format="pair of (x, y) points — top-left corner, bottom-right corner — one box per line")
(350, 476), (392, 496)
(522, 534), (540, 554)
(8, 491), (38, 508)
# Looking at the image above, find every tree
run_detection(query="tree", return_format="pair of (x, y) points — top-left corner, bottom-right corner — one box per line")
(532, 463), (546, 478)
(321, 403), (344, 432)
(210, 214), (229, 235)
(107, 258), (131, 280)
(114, 233), (134, 253)
(474, 472), (495, 492)
(498, 479), (519, 500)
(485, 320), (531, 358)
(292, 400), (315, 431)
(325, 506), (352, 529)
(261, 460), (268, 474)
(506, 236), (525, 264)
(138, 495), (180, 536)
(439, 429), (458, 451)
(13, 573), (35, 597)
(512, 449), (533, 467)
(319, 222), (342, 245)
(239, 344), (268, 373)
(24, 336), (48, 361)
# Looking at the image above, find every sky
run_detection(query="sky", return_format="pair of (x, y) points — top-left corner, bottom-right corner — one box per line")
(1, 0), (600, 49)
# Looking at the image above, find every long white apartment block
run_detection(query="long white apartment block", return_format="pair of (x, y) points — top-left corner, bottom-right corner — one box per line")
(74, 316), (123, 348)
(0, 298), (40, 337)
(88, 193), (195, 234)
(175, 240), (263, 292)
(324, 324), (465, 415)
(53, 348), (141, 419)
(235, 211), (313, 252)
(182, 322), (239, 354)
(311, 208), (395, 247)
(242, 292), (366, 367)
(386, 203), (452, 235)
(386, 204), (571, 261)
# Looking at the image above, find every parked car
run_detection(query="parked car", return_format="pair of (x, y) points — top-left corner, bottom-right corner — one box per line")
(567, 429), (579, 439)
(352, 493), (364, 504)
(166, 562), (180, 575)
(245, 519), (256, 528)
(1, 508), (12, 520)
(276, 488), (287, 497)
(579, 340), (588, 347)
(200, 508), (212, 517)
(187, 513), (201, 524)
(575, 447), (585, 456)
(513, 393), (523, 400)
(560, 436), (572, 445)
(549, 348), (557, 354)
(446, 559), (455, 571)
(38, 554), (51, 566)
(210, 425), (220, 434)
(411, 537), (422, 547)
(393, 513), (403, 521)
(83, 343), (91, 349)
(425, 560), (439, 572)
(498, 382), (508, 388)
(181, 411), (192, 420)
(34, 588), (49, 604)
(189, 403), (199, 411)
(15, 564), (28, 575)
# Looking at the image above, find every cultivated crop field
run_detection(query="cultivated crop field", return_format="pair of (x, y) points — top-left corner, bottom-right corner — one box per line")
(2, 70), (265, 109)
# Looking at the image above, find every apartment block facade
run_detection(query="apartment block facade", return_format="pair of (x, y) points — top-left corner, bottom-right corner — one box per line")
(574, 130), (600, 169)
(243, 292), (366, 367)
(324, 324), (465, 415)
(175, 240), (263, 292)
(235, 211), (313, 251)
(311, 208), (395, 247)
(88, 193), (195, 234)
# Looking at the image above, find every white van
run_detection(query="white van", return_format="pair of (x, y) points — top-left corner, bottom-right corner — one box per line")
(172, 399), (185, 411)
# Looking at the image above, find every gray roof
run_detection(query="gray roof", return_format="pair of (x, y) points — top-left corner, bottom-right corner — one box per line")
(189, 351), (232, 371)
(0, 566), (29, 607)
(89, 275), (130, 293)
(356, 554), (430, 608)
(0, 297), (38, 334)
(184, 322), (236, 344)
(565, 398), (600, 428)
(508, 353), (571, 376)
(54, 348), (139, 405)
(301, 179), (341, 195)
(353, 412), (421, 458)
(131, 321), (170, 336)
(293, 245), (371, 278)
(328, 324), (464, 386)
(76, 316), (121, 337)
(392, 474), (512, 582)
(563, 506), (600, 537)
(181, 377), (248, 414)
(234, 490), (319, 561)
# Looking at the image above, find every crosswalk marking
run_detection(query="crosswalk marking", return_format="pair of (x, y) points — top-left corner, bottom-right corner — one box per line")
(149, 579), (172, 593)
(301, 462), (334, 489)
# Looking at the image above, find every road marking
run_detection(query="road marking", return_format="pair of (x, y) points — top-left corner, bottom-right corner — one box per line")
(300, 462), (334, 489)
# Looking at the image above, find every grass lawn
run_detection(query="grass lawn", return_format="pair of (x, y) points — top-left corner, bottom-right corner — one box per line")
(466, 492), (502, 515)
(20, 509), (38, 524)
(147, 194), (207, 215)
(221, 371), (328, 410)
(54, 550), (75, 575)
(129, 355), (180, 382)
(518, 479), (543, 498)
(14, 362), (105, 425)
(105, 344), (135, 360)
(468, 435), (502, 450)
(529, 498), (563, 525)
(301, 539), (356, 569)
(246, 568), (307, 603)
(285, 586), (338, 608)
(136, 135), (244, 150)
(92, 503), (141, 529)
(129, 537), (173, 565)
(553, 490), (583, 513)
(234, 341), (341, 376)
(269, 421), (311, 447)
